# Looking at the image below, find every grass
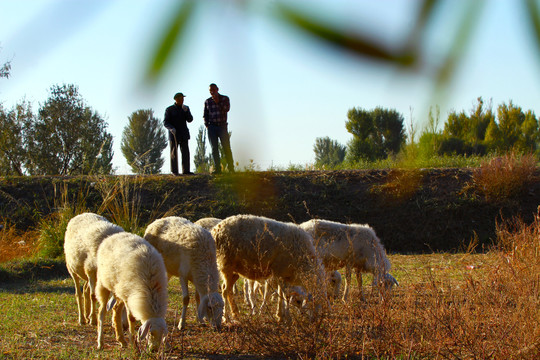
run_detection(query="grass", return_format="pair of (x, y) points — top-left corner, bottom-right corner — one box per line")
(1, 234), (539, 359)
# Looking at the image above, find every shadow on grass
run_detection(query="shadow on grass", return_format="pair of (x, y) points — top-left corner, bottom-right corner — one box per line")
(0, 258), (71, 293)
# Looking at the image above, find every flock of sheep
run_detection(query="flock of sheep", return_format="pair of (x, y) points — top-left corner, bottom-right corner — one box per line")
(63, 212), (398, 351)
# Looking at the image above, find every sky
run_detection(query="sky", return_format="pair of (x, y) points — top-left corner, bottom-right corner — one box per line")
(1, 0), (540, 174)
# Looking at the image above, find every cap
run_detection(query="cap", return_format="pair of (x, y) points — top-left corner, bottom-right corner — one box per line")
(174, 92), (186, 99)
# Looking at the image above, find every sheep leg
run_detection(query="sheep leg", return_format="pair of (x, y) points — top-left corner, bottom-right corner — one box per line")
(222, 272), (240, 322)
(258, 280), (271, 314)
(179, 277), (190, 330)
(343, 266), (352, 302)
(195, 291), (203, 323)
(87, 271), (98, 325)
(355, 268), (365, 301)
(83, 281), (92, 324)
(275, 284), (290, 322)
(112, 301), (128, 348)
(96, 285), (110, 350)
(70, 273), (86, 325)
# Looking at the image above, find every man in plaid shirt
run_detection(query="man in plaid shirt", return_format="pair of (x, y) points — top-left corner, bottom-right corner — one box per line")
(204, 83), (235, 174)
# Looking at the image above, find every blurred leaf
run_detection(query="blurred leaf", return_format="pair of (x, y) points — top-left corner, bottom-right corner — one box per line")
(402, 0), (438, 53)
(432, 1), (485, 102)
(274, 3), (416, 66)
(145, 0), (196, 83)
(525, 0), (540, 56)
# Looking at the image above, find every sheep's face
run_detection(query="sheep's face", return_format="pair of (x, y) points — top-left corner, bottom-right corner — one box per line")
(328, 271), (342, 299)
(199, 293), (224, 331)
(139, 318), (168, 352)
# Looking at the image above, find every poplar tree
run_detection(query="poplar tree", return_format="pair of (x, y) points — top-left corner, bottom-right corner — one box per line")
(121, 109), (167, 174)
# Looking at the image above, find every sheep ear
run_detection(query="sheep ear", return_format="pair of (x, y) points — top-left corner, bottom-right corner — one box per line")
(198, 295), (209, 321)
(106, 296), (116, 312)
(138, 320), (151, 340)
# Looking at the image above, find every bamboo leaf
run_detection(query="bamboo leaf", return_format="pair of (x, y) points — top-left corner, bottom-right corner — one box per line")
(144, 0), (196, 83)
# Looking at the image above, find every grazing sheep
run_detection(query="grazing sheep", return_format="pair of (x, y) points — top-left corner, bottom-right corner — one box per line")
(211, 214), (327, 322)
(64, 212), (124, 325)
(96, 232), (168, 351)
(194, 217), (222, 231)
(299, 219), (398, 301)
(144, 217), (224, 330)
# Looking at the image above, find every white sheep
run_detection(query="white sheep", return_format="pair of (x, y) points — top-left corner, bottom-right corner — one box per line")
(194, 217), (222, 231)
(96, 232), (168, 351)
(211, 214), (327, 322)
(144, 216), (224, 330)
(64, 212), (124, 325)
(299, 219), (398, 301)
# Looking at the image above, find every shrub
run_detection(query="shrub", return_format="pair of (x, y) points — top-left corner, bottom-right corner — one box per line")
(472, 152), (537, 202)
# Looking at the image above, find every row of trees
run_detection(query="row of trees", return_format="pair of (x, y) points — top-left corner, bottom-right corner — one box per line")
(2, 82), (538, 175)
(0, 80), (228, 176)
(314, 98), (540, 168)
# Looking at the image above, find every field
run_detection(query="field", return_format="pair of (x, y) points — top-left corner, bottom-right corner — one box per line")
(1, 157), (539, 358)
(1, 232), (539, 359)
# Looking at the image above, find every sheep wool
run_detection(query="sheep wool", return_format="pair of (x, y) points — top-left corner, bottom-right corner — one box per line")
(211, 214), (327, 322)
(144, 216), (224, 330)
(299, 219), (398, 300)
(194, 217), (222, 231)
(96, 232), (168, 351)
(64, 212), (124, 325)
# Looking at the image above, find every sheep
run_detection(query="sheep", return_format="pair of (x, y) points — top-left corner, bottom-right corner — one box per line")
(194, 217), (222, 231)
(63, 212), (124, 325)
(96, 231), (168, 351)
(299, 219), (398, 301)
(144, 216), (224, 330)
(211, 214), (327, 322)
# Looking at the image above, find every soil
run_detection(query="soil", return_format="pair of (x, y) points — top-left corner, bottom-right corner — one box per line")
(1, 168), (539, 255)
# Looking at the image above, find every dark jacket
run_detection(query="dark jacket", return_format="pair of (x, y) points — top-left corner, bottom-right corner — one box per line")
(164, 104), (193, 141)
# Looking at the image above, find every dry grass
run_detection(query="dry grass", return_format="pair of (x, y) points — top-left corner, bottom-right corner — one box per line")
(2, 213), (539, 359)
(370, 169), (424, 205)
(472, 152), (537, 202)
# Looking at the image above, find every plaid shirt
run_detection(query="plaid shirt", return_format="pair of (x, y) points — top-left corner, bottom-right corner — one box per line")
(203, 94), (230, 125)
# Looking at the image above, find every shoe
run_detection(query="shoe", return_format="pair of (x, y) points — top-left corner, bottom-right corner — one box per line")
(183, 172), (194, 175)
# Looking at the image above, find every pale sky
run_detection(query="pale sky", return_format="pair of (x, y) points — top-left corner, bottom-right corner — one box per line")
(1, 0), (539, 174)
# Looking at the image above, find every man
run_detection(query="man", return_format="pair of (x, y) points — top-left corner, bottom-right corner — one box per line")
(203, 83), (234, 174)
(164, 92), (194, 175)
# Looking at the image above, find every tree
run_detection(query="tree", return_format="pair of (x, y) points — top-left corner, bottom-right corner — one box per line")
(25, 84), (114, 175)
(313, 137), (346, 168)
(0, 101), (32, 175)
(442, 97), (493, 155)
(121, 109), (167, 174)
(194, 125), (211, 173)
(345, 107), (406, 162)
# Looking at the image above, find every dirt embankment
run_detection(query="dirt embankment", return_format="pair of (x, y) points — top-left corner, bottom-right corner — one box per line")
(1, 169), (539, 254)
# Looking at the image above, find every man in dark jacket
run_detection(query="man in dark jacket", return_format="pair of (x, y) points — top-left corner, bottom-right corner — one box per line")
(164, 92), (194, 175)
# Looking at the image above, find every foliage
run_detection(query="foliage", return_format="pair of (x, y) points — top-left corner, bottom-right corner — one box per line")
(491, 101), (540, 153)
(345, 107), (406, 162)
(472, 152), (537, 202)
(25, 84), (114, 175)
(194, 125), (211, 173)
(121, 109), (167, 174)
(0, 48), (10, 79)
(313, 136), (346, 169)
(370, 169), (423, 205)
(0, 101), (32, 176)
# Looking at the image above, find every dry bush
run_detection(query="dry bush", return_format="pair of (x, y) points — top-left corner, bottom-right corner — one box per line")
(473, 152), (537, 202)
(370, 169), (423, 205)
(0, 225), (39, 262)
